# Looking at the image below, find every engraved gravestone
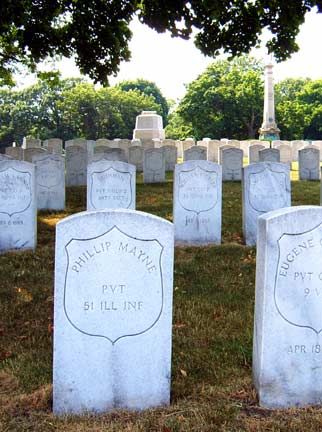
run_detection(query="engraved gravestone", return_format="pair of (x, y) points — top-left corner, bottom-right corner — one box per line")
(53, 209), (174, 414)
(206, 140), (221, 162)
(129, 146), (143, 172)
(299, 147), (320, 180)
(183, 146), (207, 161)
(249, 145), (265, 164)
(66, 146), (87, 186)
(87, 161), (135, 211)
(174, 160), (222, 245)
(43, 138), (63, 154)
(222, 148), (243, 181)
(253, 206), (322, 408)
(0, 154), (13, 160)
(92, 148), (127, 163)
(242, 162), (291, 245)
(276, 144), (292, 165)
(33, 154), (65, 210)
(24, 147), (48, 162)
(143, 148), (165, 183)
(162, 145), (177, 171)
(0, 160), (36, 252)
(5, 147), (23, 160)
(259, 148), (280, 163)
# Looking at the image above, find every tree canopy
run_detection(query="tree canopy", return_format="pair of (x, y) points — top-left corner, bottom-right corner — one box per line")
(166, 56), (264, 140)
(0, 74), (164, 149)
(1, 1), (322, 85)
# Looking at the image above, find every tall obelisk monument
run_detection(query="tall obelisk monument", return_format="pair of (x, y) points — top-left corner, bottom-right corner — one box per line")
(259, 61), (280, 140)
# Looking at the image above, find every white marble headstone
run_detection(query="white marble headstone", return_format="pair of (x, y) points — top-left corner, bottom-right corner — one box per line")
(92, 147), (127, 163)
(248, 145), (265, 164)
(24, 147), (48, 162)
(87, 161), (136, 211)
(242, 162), (291, 245)
(183, 146), (207, 161)
(143, 148), (165, 183)
(129, 146), (143, 172)
(5, 147), (23, 160)
(0, 160), (37, 252)
(53, 209), (174, 414)
(174, 160), (222, 245)
(222, 148), (243, 181)
(32, 154), (65, 210)
(259, 148), (280, 163)
(66, 146), (87, 186)
(299, 147), (320, 180)
(162, 145), (177, 171)
(254, 206), (322, 408)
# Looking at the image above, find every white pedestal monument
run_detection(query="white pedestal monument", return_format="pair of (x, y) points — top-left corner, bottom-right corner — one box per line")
(133, 111), (165, 141)
(259, 62), (280, 141)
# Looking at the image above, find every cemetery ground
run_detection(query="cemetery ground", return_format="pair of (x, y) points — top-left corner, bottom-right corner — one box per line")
(0, 172), (322, 432)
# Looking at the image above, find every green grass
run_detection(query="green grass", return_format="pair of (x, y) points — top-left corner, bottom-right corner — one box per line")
(1, 175), (322, 431)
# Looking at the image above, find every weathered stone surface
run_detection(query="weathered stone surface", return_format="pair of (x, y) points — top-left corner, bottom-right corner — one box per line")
(43, 138), (63, 154)
(53, 209), (174, 414)
(87, 161), (135, 210)
(129, 146), (144, 172)
(253, 206), (322, 408)
(275, 144), (292, 165)
(22, 137), (41, 149)
(242, 162), (291, 245)
(248, 145), (265, 164)
(174, 160), (222, 245)
(66, 146), (87, 186)
(183, 146), (207, 161)
(92, 148), (127, 163)
(5, 147), (24, 160)
(162, 145), (177, 171)
(24, 147), (48, 162)
(259, 148), (280, 163)
(222, 148), (243, 181)
(299, 147), (320, 180)
(0, 154), (13, 160)
(0, 160), (37, 251)
(143, 148), (165, 183)
(133, 111), (165, 140)
(33, 154), (65, 210)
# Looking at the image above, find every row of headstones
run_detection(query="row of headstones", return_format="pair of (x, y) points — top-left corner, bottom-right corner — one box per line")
(3, 144), (321, 191)
(0, 156), (319, 252)
(54, 204), (322, 412)
(1, 154), (321, 411)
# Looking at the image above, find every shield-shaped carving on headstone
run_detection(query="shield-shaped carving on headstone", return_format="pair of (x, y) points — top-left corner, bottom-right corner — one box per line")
(0, 167), (32, 216)
(64, 226), (163, 344)
(36, 157), (61, 189)
(275, 223), (322, 333)
(249, 167), (287, 213)
(89, 167), (132, 210)
(178, 166), (218, 214)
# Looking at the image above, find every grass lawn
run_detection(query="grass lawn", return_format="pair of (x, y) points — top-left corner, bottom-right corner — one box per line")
(0, 173), (322, 431)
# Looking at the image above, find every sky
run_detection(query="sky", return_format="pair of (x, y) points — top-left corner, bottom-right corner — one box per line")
(15, 9), (322, 101)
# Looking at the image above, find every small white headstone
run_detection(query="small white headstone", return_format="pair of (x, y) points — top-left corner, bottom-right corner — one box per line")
(254, 206), (322, 408)
(33, 154), (65, 210)
(242, 162), (291, 245)
(183, 146), (207, 161)
(66, 146), (87, 186)
(0, 160), (37, 252)
(5, 147), (23, 160)
(174, 160), (222, 245)
(129, 146), (143, 172)
(222, 148), (243, 181)
(143, 148), (165, 183)
(43, 138), (63, 154)
(162, 145), (177, 171)
(24, 147), (48, 162)
(92, 147), (127, 163)
(259, 148), (280, 163)
(87, 161), (136, 211)
(248, 144), (265, 164)
(53, 209), (174, 414)
(299, 147), (320, 180)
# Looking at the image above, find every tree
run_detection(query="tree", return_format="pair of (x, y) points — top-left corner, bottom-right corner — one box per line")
(168, 56), (264, 140)
(116, 79), (169, 124)
(275, 78), (322, 140)
(1, 1), (322, 85)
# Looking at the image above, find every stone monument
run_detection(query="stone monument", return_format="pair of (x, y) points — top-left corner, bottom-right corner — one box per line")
(259, 62), (280, 140)
(133, 111), (165, 141)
